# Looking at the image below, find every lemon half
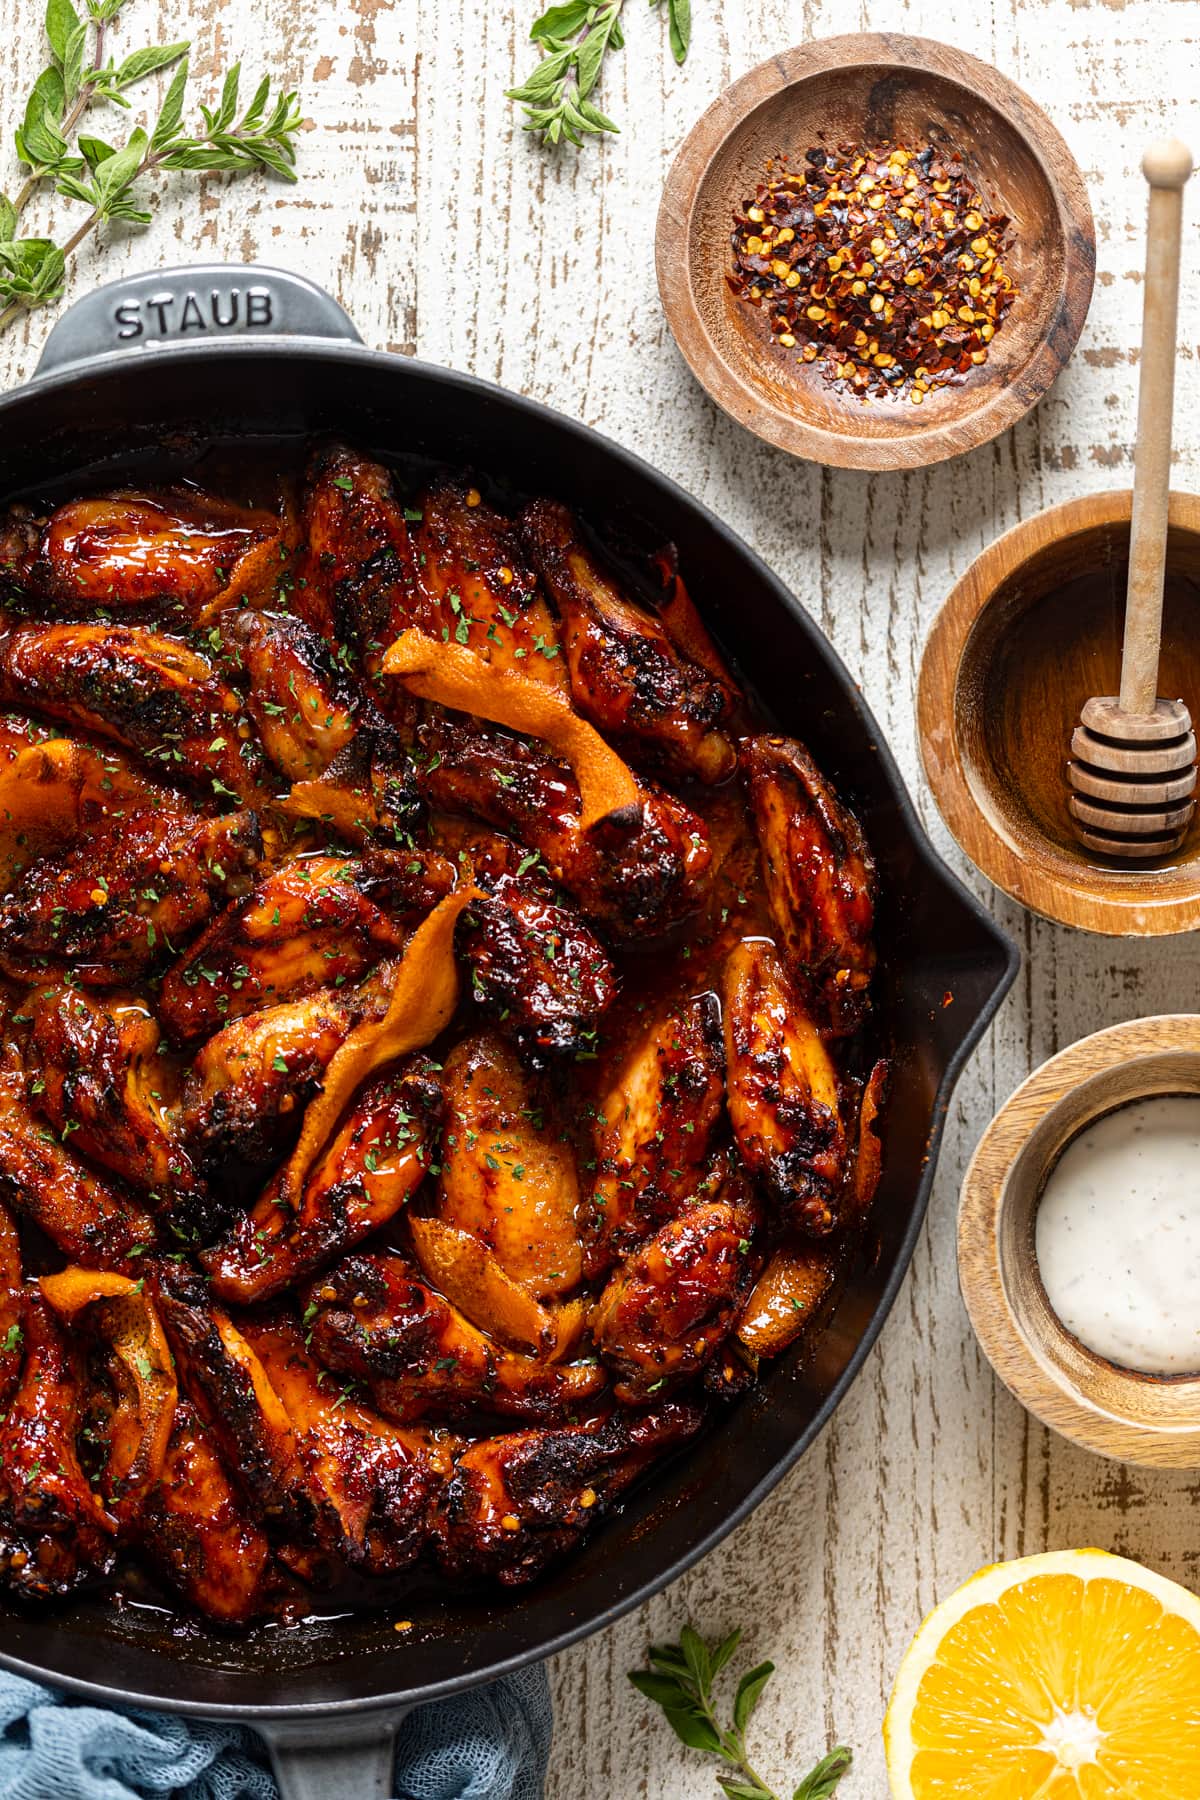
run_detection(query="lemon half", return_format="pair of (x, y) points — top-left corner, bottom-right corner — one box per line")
(884, 1548), (1200, 1798)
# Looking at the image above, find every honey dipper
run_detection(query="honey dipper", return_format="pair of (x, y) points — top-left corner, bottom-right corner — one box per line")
(1067, 139), (1197, 858)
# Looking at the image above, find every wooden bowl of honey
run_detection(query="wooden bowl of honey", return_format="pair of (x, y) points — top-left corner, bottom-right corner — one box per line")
(960, 1015), (1200, 1469)
(656, 33), (1095, 471)
(918, 489), (1200, 934)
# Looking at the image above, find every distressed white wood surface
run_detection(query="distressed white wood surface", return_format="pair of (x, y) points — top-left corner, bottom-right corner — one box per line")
(2, 1), (1199, 1793)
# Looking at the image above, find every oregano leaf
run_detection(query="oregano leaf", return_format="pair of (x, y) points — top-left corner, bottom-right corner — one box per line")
(112, 40), (188, 90)
(792, 1748), (853, 1800)
(150, 56), (189, 151)
(732, 1661), (775, 1735)
(530, 0), (591, 42)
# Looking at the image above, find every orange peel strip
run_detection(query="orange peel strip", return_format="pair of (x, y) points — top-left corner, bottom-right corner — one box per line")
(658, 570), (740, 697)
(408, 1214), (553, 1354)
(283, 886), (479, 1202)
(381, 630), (640, 831)
(39, 1267), (177, 1519)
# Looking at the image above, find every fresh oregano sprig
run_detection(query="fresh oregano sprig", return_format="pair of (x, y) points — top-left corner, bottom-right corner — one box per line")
(508, 0), (693, 151)
(629, 1626), (853, 1800)
(0, 0), (303, 334)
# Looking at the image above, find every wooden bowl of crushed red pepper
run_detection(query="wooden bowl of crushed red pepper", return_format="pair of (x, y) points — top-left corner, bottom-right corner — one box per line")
(656, 34), (1096, 472)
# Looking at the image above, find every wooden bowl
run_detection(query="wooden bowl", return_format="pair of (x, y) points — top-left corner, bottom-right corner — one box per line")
(656, 34), (1095, 471)
(919, 490), (1200, 935)
(959, 1015), (1200, 1469)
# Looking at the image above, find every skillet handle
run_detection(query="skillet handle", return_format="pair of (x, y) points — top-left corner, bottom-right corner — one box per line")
(255, 1712), (406, 1800)
(34, 263), (361, 377)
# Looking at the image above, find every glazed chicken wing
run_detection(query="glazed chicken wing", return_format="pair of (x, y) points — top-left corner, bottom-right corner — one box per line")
(733, 1058), (887, 1362)
(0, 806), (262, 987)
(24, 985), (207, 1228)
(139, 1398), (273, 1624)
(416, 481), (567, 690)
(0, 622), (271, 803)
(0, 1068), (155, 1266)
(520, 499), (734, 784)
(722, 938), (848, 1236)
(438, 1030), (583, 1296)
(416, 712), (711, 938)
(433, 1399), (703, 1585)
(742, 734), (875, 1037)
(228, 608), (360, 781)
(279, 725), (423, 848)
(305, 1253), (607, 1425)
(297, 443), (432, 661)
(7, 491), (281, 619)
(0, 1201), (20, 1407)
(455, 881), (616, 1061)
(155, 1263), (311, 1533)
(586, 991), (727, 1271)
(181, 989), (359, 1173)
(0, 1294), (114, 1599)
(157, 849), (447, 1042)
(244, 1314), (444, 1576)
(203, 1057), (441, 1303)
(592, 1179), (760, 1402)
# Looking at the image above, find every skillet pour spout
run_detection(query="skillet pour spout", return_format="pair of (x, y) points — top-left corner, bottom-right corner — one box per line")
(0, 265), (1017, 1796)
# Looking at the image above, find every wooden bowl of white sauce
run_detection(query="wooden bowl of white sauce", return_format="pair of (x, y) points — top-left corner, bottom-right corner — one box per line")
(959, 1015), (1200, 1467)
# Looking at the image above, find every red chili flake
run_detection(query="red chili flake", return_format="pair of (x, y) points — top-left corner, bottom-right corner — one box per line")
(728, 141), (1018, 405)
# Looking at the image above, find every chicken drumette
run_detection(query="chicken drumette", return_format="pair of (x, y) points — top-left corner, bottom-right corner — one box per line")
(304, 1253), (607, 1425)
(433, 1399), (703, 1585)
(416, 711), (711, 938)
(742, 733), (876, 1037)
(204, 1056), (442, 1303)
(2, 489), (281, 619)
(521, 499), (734, 784)
(157, 849), (448, 1042)
(0, 622), (271, 803)
(0, 806), (262, 987)
(586, 991), (727, 1271)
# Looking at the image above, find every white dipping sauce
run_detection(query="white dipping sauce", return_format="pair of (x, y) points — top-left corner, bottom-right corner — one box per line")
(1035, 1095), (1200, 1375)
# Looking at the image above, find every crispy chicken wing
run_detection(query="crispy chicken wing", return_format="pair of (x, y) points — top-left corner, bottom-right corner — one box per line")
(39, 1268), (178, 1528)
(306, 1253), (608, 1426)
(592, 1180), (760, 1402)
(0, 622), (271, 803)
(157, 849), (446, 1042)
(0, 1201), (20, 1407)
(416, 713), (711, 937)
(731, 1058), (886, 1363)
(0, 1294), (114, 1599)
(742, 734), (875, 1037)
(9, 491), (280, 619)
(155, 1263), (311, 1533)
(181, 989), (359, 1172)
(297, 444), (431, 660)
(25, 985), (207, 1229)
(520, 500), (734, 784)
(203, 1057), (441, 1303)
(0, 1068), (156, 1266)
(439, 1031), (583, 1296)
(0, 726), (185, 891)
(279, 724), (424, 848)
(0, 806), (262, 987)
(455, 881), (616, 1060)
(722, 938), (848, 1236)
(245, 1314), (443, 1576)
(228, 608), (360, 781)
(139, 1398), (273, 1624)
(416, 482), (567, 689)
(433, 1399), (703, 1585)
(586, 991), (727, 1271)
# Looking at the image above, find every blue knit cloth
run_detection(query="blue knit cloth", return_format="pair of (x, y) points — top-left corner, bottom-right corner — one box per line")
(0, 1666), (551, 1800)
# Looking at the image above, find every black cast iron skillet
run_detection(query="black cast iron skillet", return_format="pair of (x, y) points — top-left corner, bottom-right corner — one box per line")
(0, 266), (1018, 1798)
